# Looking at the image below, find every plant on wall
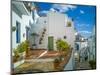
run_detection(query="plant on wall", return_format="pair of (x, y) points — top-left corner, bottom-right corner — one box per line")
(67, 21), (72, 27)
(12, 26), (16, 32)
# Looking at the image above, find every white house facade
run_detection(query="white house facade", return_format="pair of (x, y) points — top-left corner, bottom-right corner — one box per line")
(88, 26), (96, 61)
(12, 1), (75, 70)
(12, 1), (34, 68)
(12, 1), (33, 50)
(30, 11), (75, 70)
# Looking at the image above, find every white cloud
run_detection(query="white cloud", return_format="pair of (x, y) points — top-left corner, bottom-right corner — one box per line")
(39, 10), (48, 14)
(66, 5), (77, 9)
(80, 10), (85, 14)
(52, 4), (77, 13)
(49, 8), (57, 12)
(77, 24), (89, 27)
(78, 31), (91, 34)
(39, 4), (77, 14)
(39, 8), (57, 15)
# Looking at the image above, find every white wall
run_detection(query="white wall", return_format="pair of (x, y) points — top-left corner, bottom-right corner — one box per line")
(48, 11), (67, 50)
(30, 16), (48, 49)
(88, 26), (96, 60)
(29, 11), (75, 70)
(21, 15), (32, 41)
(37, 17), (48, 49)
(47, 11), (75, 70)
(30, 11), (75, 51)
(12, 11), (22, 49)
(80, 41), (88, 49)
(12, 10), (32, 50)
(47, 11), (75, 50)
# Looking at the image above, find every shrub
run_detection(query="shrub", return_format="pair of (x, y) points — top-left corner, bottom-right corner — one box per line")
(56, 39), (70, 51)
(89, 60), (96, 69)
(13, 49), (19, 62)
(13, 49), (19, 57)
(16, 40), (29, 53)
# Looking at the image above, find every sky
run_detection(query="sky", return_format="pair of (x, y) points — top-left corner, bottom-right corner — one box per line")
(33, 2), (96, 38)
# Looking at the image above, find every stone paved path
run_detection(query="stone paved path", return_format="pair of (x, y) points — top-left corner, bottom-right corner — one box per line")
(75, 61), (91, 70)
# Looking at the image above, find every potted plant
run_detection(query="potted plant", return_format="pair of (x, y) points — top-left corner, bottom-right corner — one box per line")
(89, 60), (96, 69)
(56, 39), (70, 54)
(56, 39), (70, 62)
(16, 40), (29, 59)
(54, 58), (60, 69)
(13, 49), (19, 63)
(12, 26), (16, 32)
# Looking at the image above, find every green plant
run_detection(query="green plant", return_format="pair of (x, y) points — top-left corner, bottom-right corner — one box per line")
(89, 60), (96, 69)
(13, 49), (19, 62)
(12, 26), (16, 32)
(13, 49), (19, 57)
(16, 40), (29, 53)
(56, 39), (70, 51)
(67, 21), (72, 27)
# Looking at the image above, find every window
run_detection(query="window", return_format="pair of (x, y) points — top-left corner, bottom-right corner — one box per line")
(16, 21), (21, 43)
(64, 36), (67, 39)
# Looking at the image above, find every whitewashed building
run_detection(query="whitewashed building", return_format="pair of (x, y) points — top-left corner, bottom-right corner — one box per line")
(12, 1), (75, 70)
(12, 1), (33, 50)
(12, 1), (34, 68)
(30, 11), (75, 70)
(88, 26), (96, 61)
(30, 11), (75, 50)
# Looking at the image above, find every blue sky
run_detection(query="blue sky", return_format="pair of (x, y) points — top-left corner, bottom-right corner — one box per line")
(33, 2), (96, 38)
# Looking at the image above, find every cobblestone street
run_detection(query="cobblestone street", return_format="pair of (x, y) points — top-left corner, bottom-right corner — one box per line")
(75, 61), (91, 70)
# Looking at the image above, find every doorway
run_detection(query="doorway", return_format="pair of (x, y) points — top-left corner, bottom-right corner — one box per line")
(48, 36), (54, 50)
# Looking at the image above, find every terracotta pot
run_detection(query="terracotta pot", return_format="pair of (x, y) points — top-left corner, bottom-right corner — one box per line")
(54, 59), (60, 69)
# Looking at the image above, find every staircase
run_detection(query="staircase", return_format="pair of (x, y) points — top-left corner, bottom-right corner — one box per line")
(39, 27), (47, 44)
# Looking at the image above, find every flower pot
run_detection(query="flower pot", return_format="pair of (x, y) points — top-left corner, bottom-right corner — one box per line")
(54, 59), (60, 69)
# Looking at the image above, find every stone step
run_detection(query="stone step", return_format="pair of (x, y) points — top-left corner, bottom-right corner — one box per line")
(25, 58), (55, 63)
